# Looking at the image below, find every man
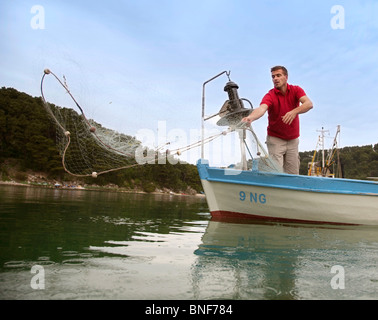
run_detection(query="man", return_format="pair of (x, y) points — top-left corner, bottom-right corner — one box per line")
(242, 66), (313, 174)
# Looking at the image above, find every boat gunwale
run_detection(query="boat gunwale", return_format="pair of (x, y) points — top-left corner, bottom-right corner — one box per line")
(205, 176), (378, 196)
(197, 159), (378, 196)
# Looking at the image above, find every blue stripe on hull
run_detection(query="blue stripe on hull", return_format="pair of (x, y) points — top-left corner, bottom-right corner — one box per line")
(197, 159), (378, 196)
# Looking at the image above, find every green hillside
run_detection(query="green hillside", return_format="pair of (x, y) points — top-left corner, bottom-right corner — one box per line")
(0, 87), (202, 193)
(1, 87), (377, 192)
(299, 145), (378, 179)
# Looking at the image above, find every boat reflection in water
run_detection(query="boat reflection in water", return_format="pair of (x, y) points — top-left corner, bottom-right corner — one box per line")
(192, 216), (378, 300)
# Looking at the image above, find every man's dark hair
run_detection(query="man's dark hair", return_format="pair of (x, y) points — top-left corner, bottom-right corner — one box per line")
(271, 66), (288, 76)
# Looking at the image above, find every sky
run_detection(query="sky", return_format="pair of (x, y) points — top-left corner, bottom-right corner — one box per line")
(1, 0), (378, 166)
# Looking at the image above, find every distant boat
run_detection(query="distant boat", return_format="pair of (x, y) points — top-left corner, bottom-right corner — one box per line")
(307, 126), (342, 178)
(197, 72), (378, 226)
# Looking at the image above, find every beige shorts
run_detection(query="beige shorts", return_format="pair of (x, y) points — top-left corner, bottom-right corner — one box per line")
(266, 135), (300, 174)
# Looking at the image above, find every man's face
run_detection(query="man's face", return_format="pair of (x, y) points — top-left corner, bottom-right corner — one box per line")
(271, 69), (288, 90)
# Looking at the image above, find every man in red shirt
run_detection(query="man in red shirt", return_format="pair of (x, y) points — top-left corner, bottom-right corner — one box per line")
(242, 66), (313, 174)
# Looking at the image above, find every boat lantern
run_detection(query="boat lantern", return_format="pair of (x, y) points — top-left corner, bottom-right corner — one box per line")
(216, 81), (253, 126)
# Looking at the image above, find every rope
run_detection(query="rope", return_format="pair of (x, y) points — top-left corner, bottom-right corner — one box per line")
(39, 69), (236, 177)
(40, 69), (280, 178)
(41, 69), (134, 158)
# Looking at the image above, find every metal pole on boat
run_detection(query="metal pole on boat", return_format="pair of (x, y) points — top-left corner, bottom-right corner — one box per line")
(317, 127), (329, 171)
(201, 71), (230, 158)
(238, 128), (247, 170)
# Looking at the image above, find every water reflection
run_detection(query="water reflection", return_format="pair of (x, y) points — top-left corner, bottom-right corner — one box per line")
(193, 218), (378, 300)
(0, 185), (208, 268)
(0, 185), (210, 299)
(2, 185), (378, 299)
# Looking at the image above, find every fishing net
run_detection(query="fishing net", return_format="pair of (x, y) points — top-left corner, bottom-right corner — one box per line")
(247, 129), (283, 173)
(229, 123), (283, 173)
(40, 69), (146, 177)
(40, 69), (282, 177)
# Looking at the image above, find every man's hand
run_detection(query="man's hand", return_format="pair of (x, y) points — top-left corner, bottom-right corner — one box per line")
(241, 104), (269, 125)
(241, 116), (253, 124)
(282, 96), (313, 125)
(281, 110), (297, 125)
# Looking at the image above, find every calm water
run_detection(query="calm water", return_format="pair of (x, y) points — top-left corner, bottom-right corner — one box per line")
(1, 184), (378, 300)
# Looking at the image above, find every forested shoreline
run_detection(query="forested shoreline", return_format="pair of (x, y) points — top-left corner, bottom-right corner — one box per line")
(1, 87), (377, 193)
(0, 87), (202, 194)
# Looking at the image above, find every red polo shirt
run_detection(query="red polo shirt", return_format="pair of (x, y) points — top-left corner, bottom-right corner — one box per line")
(260, 84), (306, 140)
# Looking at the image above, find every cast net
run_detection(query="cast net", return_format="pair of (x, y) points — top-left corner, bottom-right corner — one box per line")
(241, 124), (283, 173)
(40, 69), (282, 177)
(40, 69), (146, 177)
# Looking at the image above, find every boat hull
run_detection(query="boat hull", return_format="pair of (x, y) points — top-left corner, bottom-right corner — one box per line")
(197, 159), (378, 226)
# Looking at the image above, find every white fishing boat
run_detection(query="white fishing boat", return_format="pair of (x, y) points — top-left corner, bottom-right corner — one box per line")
(197, 71), (378, 226)
(197, 159), (378, 225)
